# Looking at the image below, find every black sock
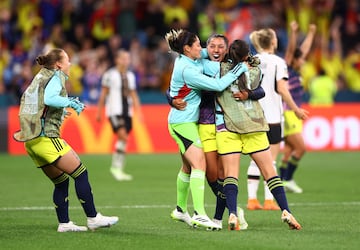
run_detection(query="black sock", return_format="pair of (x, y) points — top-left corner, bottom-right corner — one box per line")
(223, 177), (238, 215)
(71, 163), (97, 217)
(284, 156), (299, 181)
(279, 161), (287, 180)
(213, 179), (226, 220)
(52, 173), (70, 223)
(267, 176), (290, 212)
(208, 180), (219, 196)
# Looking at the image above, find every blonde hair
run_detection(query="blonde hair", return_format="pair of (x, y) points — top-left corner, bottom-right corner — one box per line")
(249, 28), (276, 52)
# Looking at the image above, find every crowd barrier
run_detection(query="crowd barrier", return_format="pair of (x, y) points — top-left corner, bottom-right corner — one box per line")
(3, 103), (360, 154)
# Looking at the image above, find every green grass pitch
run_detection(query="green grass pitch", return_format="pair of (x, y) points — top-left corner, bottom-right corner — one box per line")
(0, 152), (359, 250)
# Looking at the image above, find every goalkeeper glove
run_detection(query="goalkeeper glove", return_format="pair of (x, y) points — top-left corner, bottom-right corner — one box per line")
(68, 97), (85, 115)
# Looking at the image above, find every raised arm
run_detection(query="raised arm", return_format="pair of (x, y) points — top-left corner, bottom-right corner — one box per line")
(329, 16), (342, 58)
(284, 21), (299, 65)
(300, 24), (317, 59)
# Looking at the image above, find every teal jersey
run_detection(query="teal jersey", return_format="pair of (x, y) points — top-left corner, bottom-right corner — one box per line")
(168, 54), (238, 124)
(44, 70), (70, 108)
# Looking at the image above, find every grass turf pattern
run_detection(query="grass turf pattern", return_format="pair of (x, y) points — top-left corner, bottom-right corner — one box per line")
(0, 152), (359, 250)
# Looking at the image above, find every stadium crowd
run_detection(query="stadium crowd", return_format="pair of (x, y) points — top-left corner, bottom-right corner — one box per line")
(0, 0), (359, 108)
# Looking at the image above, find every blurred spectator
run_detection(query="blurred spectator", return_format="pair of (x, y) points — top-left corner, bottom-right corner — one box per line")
(154, 38), (176, 92)
(343, 47), (360, 93)
(3, 39), (28, 90)
(88, 0), (119, 46)
(163, 0), (189, 29)
(64, 42), (83, 97)
(106, 34), (123, 67)
(81, 57), (103, 104)
(142, 0), (167, 48)
(0, 0), (359, 105)
(333, 0), (359, 56)
(308, 68), (337, 106)
(42, 23), (65, 53)
(197, 2), (226, 44)
(0, 79), (16, 108)
(38, 0), (62, 38)
(319, 16), (343, 88)
(116, 1), (137, 48)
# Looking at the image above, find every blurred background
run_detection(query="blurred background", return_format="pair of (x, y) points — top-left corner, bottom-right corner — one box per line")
(1, 0), (359, 154)
(0, 0), (359, 106)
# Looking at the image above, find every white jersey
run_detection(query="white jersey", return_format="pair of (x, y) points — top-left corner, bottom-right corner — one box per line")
(256, 52), (288, 124)
(101, 67), (136, 117)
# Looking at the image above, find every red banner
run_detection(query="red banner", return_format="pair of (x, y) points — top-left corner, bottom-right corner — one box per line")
(6, 103), (360, 154)
(301, 104), (360, 151)
(8, 105), (177, 154)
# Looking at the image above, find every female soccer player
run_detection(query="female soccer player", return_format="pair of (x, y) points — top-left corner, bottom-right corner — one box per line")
(14, 48), (118, 232)
(280, 22), (317, 193)
(246, 28), (308, 211)
(216, 39), (302, 230)
(165, 29), (247, 230)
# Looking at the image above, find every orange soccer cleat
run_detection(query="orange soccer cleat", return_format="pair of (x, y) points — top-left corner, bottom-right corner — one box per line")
(247, 199), (263, 210)
(263, 199), (281, 210)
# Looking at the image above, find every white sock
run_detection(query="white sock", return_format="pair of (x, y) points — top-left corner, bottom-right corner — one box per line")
(247, 160), (261, 199)
(112, 140), (126, 171)
(264, 181), (274, 200)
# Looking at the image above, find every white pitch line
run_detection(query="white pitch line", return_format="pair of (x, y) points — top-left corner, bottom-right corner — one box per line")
(0, 201), (359, 212)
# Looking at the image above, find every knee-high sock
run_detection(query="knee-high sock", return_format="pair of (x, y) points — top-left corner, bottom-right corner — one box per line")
(266, 176), (290, 212)
(264, 161), (277, 200)
(71, 163), (97, 217)
(284, 156), (300, 181)
(52, 173), (70, 223)
(279, 160), (288, 180)
(214, 179), (226, 220)
(223, 177), (238, 215)
(247, 160), (260, 199)
(112, 140), (126, 170)
(176, 170), (190, 212)
(207, 179), (220, 196)
(190, 169), (206, 215)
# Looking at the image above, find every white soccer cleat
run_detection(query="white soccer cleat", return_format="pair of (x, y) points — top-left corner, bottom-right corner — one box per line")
(57, 221), (88, 232)
(110, 167), (133, 181)
(87, 213), (119, 230)
(228, 213), (240, 231)
(170, 207), (193, 227)
(283, 180), (303, 193)
(191, 212), (222, 230)
(237, 207), (248, 230)
(281, 209), (302, 230)
(211, 219), (223, 230)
